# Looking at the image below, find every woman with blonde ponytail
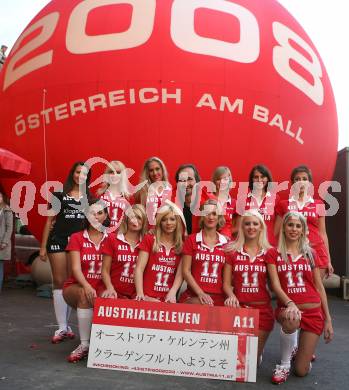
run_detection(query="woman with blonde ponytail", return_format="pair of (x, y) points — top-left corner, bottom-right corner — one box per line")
(266, 212), (333, 384)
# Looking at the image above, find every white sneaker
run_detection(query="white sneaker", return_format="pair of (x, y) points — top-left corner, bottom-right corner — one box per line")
(271, 364), (290, 384)
(51, 327), (75, 344)
(67, 344), (89, 363)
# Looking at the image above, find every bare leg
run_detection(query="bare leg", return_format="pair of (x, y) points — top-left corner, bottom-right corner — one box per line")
(294, 330), (319, 377)
(257, 330), (270, 362)
(319, 268), (327, 280)
(48, 252), (69, 289)
(63, 284), (92, 309)
(48, 252), (71, 336)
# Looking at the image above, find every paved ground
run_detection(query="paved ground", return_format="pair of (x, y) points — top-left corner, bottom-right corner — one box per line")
(0, 285), (348, 390)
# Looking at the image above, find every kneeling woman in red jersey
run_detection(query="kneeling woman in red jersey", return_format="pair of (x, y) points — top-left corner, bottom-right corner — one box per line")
(223, 209), (273, 362)
(101, 204), (148, 299)
(266, 211), (333, 384)
(134, 202), (184, 302)
(63, 200), (110, 363)
(181, 199), (228, 306)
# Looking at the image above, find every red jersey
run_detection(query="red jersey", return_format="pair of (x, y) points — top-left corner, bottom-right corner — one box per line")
(182, 231), (227, 294)
(99, 190), (134, 230)
(226, 249), (271, 303)
(245, 192), (280, 245)
(64, 230), (108, 289)
(138, 234), (181, 300)
(265, 247), (321, 306)
(102, 233), (140, 297)
(275, 197), (325, 246)
(146, 185), (172, 227)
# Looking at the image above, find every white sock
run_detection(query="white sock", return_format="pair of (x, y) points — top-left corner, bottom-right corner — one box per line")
(66, 305), (72, 324)
(77, 308), (93, 347)
(53, 289), (68, 331)
(280, 328), (298, 368)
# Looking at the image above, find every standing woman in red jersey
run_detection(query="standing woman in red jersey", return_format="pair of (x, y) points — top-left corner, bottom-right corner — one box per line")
(98, 160), (134, 231)
(101, 204), (148, 299)
(63, 199), (110, 362)
(266, 212), (333, 384)
(244, 165), (279, 245)
(274, 165), (333, 279)
(134, 202), (184, 302)
(136, 157), (172, 228)
(181, 199), (228, 306)
(223, 209), (273, 363)
(40, 162), (92, 343)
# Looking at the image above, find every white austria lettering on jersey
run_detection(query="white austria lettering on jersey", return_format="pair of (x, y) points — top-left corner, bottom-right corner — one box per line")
(154, 272), (170, 287)
(241, 272), (259, 288)
(201, 261), (219, 278)
(171, 0), (260, 63)
(121, 262), (135, 278)
(88, 260), (102, 275)
(2, 0), (325, 104)
(66, 0), (156, 54)
(286, 271), (305, 287)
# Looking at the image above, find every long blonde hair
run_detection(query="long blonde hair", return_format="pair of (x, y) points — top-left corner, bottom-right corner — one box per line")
(97, 160), (130, 198)
(140, 156), (169, 184)
(137, 156), (169, 205)
(226, 209), (271, 253)
(278, 211), (315, 266)
(153, 204), (183, 255)
(119, 204), (148, 238)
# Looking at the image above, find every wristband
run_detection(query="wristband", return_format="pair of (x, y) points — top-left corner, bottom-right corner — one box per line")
(285, 300), (294, 307)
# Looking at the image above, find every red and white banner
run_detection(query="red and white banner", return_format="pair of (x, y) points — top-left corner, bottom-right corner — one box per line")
(88, 298), (259, 382)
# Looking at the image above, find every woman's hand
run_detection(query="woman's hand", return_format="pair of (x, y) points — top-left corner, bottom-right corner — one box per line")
(224, 295), (240, 308)
(39, 248), (48, 262)
(135, 294), (145, 301)
(198, 293), (214, 306)
(324, 318), (334, 343)
(83, 285), (97, 305)
(101, 288), (117, 299)
(164, 292), (177, 303)
(284, 302), (302, 321)
(326, 263), (334, 278)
